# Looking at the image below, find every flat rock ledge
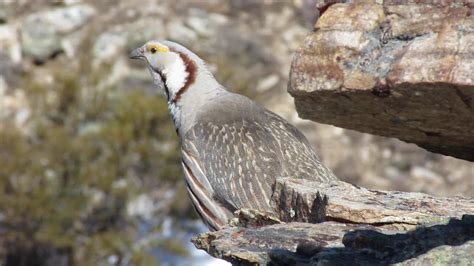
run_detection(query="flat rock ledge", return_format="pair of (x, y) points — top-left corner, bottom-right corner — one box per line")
(288, 2), (474, 161)
(192, 178), (474, 265)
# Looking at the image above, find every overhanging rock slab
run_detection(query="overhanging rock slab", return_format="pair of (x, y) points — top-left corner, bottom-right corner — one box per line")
(288, 2), (474, 161)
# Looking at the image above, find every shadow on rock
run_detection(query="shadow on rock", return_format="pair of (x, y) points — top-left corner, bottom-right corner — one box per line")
(269, 214), (474, 265)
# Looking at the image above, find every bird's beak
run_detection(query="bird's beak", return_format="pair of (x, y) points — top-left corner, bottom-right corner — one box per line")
(129, 47), (144, 59)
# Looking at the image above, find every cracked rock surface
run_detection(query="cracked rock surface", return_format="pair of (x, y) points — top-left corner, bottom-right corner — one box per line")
(289, 2), (474, 161)
(193, 219), (474, 265)
(193, 178), (474, 265)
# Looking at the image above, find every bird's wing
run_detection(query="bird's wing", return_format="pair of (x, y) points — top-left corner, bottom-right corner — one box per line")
(180, 140), (233, 230)
(182, 110), (336, 214)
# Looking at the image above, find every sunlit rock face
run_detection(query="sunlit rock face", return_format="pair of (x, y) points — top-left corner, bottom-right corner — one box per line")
(290, 2), (474, 161)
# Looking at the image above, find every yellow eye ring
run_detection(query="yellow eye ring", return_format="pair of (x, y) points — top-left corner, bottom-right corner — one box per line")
(147, 44), (169, 54)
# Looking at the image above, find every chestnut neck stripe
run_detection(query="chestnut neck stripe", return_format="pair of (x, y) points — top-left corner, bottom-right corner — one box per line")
(171, 52), (197, 104)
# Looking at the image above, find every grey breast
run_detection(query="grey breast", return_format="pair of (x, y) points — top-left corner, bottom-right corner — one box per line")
(181, 92), (337, 220)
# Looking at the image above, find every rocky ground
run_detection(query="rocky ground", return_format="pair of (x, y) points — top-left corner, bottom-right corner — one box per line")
(0, 0), (472, 264)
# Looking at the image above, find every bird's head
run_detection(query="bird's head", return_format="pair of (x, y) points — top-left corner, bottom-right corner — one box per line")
(130, 40), (208, 103)
(130, 41), (176, 72)
(130, 40), (223, 134)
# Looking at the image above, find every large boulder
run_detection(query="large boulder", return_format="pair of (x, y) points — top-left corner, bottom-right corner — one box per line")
(288, 2), (474, 161)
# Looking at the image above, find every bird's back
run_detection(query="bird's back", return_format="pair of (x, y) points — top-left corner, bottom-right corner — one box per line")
(181, 92), (336, 228)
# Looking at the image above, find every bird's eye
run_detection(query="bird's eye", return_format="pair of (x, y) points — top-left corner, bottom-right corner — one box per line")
(150, 47), (157, 54)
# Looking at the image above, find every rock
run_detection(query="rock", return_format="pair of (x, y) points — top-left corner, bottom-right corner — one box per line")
(288, 2), (474, 161)
(0, 25), (21, 63)
(0, 86), (30, 128)
(21, 4), (96, 63)
(93, 32), (127, 62)
(0, 10), (6, 24)
(193, 216), (474, 265)
(229, 209), (282, 228)
(53, 0), (83, 5)
(93, 17), (166, 64)
(0, 2), (15, 23)
(192, 178), (474, 265)
(127, 194), (155, 220)
(186, 10), (214, 37)
(167, 20), (198, 44)
(0, 76), (7, 96)
(124, 18), (166, 47)
(271, 178), (473, 227)
(193, 222), (359, 265)
(256, 74), (279, 92)
(0, 54), (22, 92)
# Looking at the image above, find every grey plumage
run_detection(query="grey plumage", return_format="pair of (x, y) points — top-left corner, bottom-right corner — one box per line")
(130, 40), (338, 231)
(181, 93), (336, 230)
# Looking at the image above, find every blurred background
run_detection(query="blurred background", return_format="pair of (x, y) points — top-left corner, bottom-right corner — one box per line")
(0, 0), (472, 265)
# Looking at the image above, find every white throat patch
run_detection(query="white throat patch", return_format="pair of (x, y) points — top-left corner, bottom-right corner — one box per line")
(163, 56), (189, 100)
(162, 54), (190, 132)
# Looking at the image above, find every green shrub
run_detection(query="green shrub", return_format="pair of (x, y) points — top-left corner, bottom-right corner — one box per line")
(0, 59), (189, 264)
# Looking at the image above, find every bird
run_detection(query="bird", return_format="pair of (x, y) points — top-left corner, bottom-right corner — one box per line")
(130, 40), (338, 231)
